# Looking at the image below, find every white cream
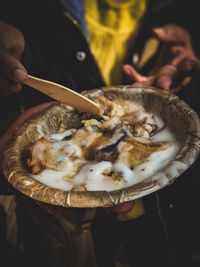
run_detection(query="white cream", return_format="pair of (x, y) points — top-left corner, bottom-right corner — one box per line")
(131, 144), (178, 183)
(151, 127), (174, 143)
(139, 112), (155, 125)
(112, 163), (135, 183)
(165, 160), (187, 178)
(153, 114), (165, 130)
(33, 170), (73, 191)
(73, 161), (114, 191)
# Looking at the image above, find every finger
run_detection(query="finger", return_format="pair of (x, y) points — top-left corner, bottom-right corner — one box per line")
(171, 50), (195, 66)
(157, 76), (172, 90)
(171, 77), (192, 94)
(1, 84), (22, 96)
(170, 46), (194, 65)
(152, 25), (191, 46)
(122, 64), (148, 83)
(0, 74), (22, 96)
(170, 45), (185, 55)
(152, 28), (168, 41)
(153, 28), (185, 45)
(132, 76), (155, 87)
(171, 53), (187, 66)
(177, 57), (200, 74)
(0, 47), (27, 83)
(156, 65), (178, 90)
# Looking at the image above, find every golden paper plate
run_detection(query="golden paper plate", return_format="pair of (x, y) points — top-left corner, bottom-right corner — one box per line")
(3, 86), (200, 208)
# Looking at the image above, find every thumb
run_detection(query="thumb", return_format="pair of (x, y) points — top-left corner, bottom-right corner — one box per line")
(152, 28), (169, 42)
(122, 64), (148, 83)
(0, 47), (27, 83)
(152, 25), (191, 46)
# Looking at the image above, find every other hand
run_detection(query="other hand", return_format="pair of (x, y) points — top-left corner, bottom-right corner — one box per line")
(123, 24), (200, 92)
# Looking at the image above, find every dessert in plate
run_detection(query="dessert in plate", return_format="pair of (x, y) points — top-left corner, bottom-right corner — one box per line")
(3, 86), (200, 207)
(26, 95), (179, 192)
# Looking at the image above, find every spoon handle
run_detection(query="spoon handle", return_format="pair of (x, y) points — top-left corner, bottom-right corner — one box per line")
(23, 75), (101, 115)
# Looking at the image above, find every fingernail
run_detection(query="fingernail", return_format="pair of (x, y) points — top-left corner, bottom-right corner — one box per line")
(13, 69), (27, 82)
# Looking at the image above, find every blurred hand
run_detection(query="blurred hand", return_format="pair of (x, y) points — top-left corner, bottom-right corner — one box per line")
(123, 24), (200, 93)
(0, 21), (28, 96)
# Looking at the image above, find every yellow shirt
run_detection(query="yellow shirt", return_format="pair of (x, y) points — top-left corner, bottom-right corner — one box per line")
(84, 0), (147, 85)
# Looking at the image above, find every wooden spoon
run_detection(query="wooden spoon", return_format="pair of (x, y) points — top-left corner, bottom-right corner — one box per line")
(23, 75), (101, 115)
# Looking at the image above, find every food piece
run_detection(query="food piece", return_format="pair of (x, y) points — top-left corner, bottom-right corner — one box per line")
(116, 139), (170, 170)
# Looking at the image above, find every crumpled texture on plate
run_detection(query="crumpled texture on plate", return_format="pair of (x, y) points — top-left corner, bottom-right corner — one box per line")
(3, 86), (200, 208)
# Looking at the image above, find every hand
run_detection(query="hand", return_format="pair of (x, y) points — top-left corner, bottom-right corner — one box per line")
(123, 24), (200, 92)
(0, 21), (28, 96)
